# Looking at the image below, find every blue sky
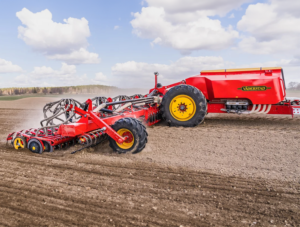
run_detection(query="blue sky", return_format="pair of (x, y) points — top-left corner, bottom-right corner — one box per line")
(0, 0), (299, 89)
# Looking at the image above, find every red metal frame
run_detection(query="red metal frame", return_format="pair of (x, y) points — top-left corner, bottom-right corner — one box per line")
(58, 99), (160, 142)
(7, 97), (161, 151)
(7, 67), (299, 153)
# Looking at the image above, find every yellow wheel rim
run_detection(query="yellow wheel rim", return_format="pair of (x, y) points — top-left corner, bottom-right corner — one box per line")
(169, 95), (196, 121)
(14, 138), (25, 150)
(116, 128), (134, 149)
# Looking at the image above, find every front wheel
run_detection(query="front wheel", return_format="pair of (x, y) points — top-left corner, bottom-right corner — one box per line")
(109, 118), (148, 154)
(13, 136), (27, 150)
(160, 85), (207, 127)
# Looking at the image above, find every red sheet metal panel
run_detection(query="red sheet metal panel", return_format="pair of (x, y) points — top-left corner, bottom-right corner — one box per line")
(185, 77), (209, 100)
(186, 68), (285, 104)
(210, 77), (282, 104)
(58, 123), (87, 137)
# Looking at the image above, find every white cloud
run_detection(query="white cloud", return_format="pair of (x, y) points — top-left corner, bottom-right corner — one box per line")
(16, 8), (100, 64)
(237, 0), (300, 55)
(12, 74), (53, 88)
(95, 72), (107, 81)
(30, 66), (55, 78)
(0, 58), (23, 73)
(48, 48), (100, 64)
(131, 7), (239, 54)
(130, 0), (247, 54)
(111, 56), (228, 88)
(111, 53), (300, 88)
(14, 74), (29, 83)
(92, 72), (108, 85)
(114, 25), (120, 30)
(146, 0), (251, 16)
(30, 63), (76, 80)
(11, 63), (91, 87)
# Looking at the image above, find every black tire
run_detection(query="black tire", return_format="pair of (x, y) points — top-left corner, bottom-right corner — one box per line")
(28, 139), (43, 154)
(42, 141), (53, 152)
(160, 85), (207, 127)
(109, 118), (148, 154)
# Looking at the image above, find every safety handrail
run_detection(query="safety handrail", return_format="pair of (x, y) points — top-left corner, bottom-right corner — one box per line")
(280, 78), (286, 98)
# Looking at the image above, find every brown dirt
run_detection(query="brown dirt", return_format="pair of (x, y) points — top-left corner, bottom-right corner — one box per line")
(0, 100), (300, 226)
(0, 97), (59, 110)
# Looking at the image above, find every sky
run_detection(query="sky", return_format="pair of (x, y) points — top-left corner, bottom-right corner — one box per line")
(0, 0), (299, 89)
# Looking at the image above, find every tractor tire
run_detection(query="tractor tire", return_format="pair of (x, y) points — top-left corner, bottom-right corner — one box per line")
(28, 139), (43, 154)
(42, 140), (53, 152)
(109, 118), (148, 154)
(160, 85), (207, 127)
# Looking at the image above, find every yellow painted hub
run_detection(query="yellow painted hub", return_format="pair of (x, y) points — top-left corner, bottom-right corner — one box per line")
(14, 137), (25, 150)
(116, 128), (134, 149)
(169, 95), (196, 121)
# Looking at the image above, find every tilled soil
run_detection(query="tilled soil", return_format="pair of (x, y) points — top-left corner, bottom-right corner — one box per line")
(0, 106), (300, 226)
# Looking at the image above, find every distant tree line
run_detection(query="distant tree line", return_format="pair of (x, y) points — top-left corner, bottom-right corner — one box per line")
(0, 85), (116, 96)
(288, 82), (300, 90)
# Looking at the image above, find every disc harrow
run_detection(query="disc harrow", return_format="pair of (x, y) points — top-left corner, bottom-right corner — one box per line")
(7, 91), (161, 154)
(74, 127), (108, 154)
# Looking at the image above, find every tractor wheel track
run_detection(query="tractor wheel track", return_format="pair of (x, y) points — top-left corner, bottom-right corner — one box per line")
(1, 167), (297, 214)
(1, 153), (297, 196)
(1, 107), (300, 226)
(0, 152), (299, 226)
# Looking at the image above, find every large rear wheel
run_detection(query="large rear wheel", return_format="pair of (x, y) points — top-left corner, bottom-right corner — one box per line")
(109, 118), (148, 154)
(160, 85), (207, 127)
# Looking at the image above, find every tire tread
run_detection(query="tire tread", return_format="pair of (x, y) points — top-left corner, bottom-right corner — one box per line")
(160, 85), (207, 127)
(108, 117), (148, 154)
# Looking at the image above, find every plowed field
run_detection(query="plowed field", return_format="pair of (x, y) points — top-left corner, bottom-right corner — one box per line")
(0, 99), (299, 226)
